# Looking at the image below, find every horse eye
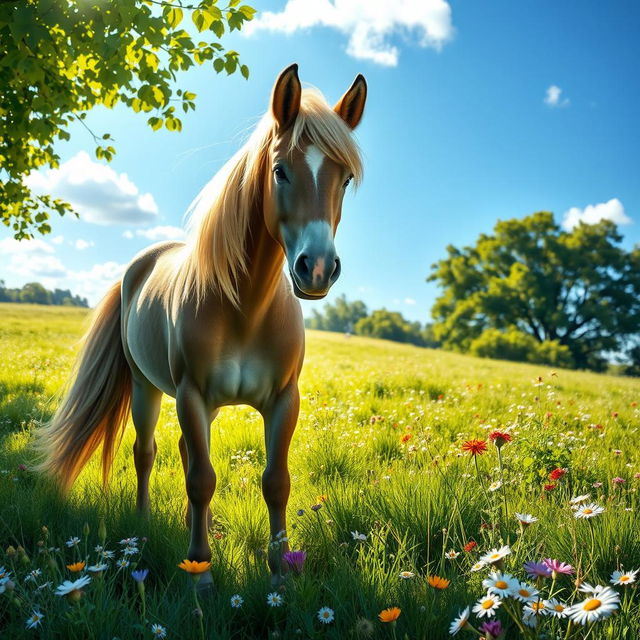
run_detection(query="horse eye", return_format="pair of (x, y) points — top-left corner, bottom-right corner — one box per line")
(273, 166), (288, 183)
(343, 174), (353, 189)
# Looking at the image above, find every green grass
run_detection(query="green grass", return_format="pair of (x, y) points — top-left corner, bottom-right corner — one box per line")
(0, 303), (639, 639)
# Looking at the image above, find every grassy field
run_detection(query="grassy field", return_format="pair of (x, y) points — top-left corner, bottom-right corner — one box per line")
(0, 303), (639, 639)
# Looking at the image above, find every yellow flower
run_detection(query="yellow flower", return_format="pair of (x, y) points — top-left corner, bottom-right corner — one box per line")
(427, 575), (451, 589)
(316, 494), (328, 503)
(178, 559), (212, 574)
(378, 607), (401, 622)
(66, 561), (86, 573)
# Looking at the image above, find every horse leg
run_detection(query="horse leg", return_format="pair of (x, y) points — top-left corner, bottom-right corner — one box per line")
(176, 381), (215, 565)
(131, 379), (162, 515)
(261, 383), (300, 584)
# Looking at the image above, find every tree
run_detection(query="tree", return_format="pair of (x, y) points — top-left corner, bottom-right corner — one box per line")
(19, 282), (52, 305)
(428, 212), (640, 371)
(355, 309), (426, 347)
(305, 295), (368, 333)
(0, 0), (255, 239)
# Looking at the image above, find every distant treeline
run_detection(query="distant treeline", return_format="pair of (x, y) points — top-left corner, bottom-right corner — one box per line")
(0, 281), (88, 307)
(305, 295), (439, 348)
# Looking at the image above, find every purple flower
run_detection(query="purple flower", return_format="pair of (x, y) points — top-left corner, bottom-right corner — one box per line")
(283, 550), (307, 574)
(311, 503), (322, 512)
(543, 559), (574, 576)
(131, 569), (149, 582)
(612, 477), (625, 485)
(479, 619), (503, 638)
(524, 561), (552, 579)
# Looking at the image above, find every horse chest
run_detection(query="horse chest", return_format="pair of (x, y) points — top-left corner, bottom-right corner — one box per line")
(208, 355), (275, 407)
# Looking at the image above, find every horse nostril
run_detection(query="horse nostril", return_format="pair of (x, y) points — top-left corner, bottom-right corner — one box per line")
(294, 253), (311, 278)
(330, 257), (341, 282)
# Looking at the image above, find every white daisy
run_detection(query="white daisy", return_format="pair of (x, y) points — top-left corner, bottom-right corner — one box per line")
(87, 563), (108, 573)
(514, 513), (538, 526)
(482, 571), (519, 598)
(570, 494), (590, 506)
(100, 550), (115, 559)
(65, 536), (80, 548)
(266, 591), (283, 607)
(0, 567), (10, 580)
(55, 575), (91, 597)
(522, 611), (537, 628)
(488, 481), (503, 492)
(25, 569), (42, 582)
(317, 606), (335, 624)
(445, 550), (460, 560)
(119, 537), (139, 546)
(472, 594), (502, 618)
(524, 600), (550, 617)
(479, 545), (511, 565)
(574, 503), (604, 519)
(610, 568), (638, 586)
(123, 545), (139, 556)
(470, 561), (487, 572)
(25, 610), (44, 629)
(567, 585), (620, 625)
(512, 582), (539, 603)
(351, 530), (367, 542)
(399, 571), (415, 579)
(116, 558), (130, 569)
(230, 594), (244, 608)
(151, 623), (167, 638)
(547, 598), (568, 618)
(448, 606), (470, 636)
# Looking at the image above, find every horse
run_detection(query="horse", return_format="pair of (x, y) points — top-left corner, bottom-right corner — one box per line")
(36, 63), (367, 583)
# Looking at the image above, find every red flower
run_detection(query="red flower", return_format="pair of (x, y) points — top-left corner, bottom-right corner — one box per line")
(543, 483), (557, 491)
(463, 541), (478, 552)
(549, 467), (567, 481)
(461, 439), (488, 456)
(489, 431), (512, 447)
(400, 433), (412, 443)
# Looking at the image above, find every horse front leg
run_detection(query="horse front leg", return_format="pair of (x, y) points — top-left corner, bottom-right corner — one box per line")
(261, 383), (300, 585)
(176, 381), (216, 573)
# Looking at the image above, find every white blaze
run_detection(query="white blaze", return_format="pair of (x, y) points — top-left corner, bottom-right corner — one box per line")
(305, 145), (325, 189)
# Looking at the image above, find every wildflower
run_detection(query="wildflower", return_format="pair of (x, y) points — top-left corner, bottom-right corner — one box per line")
(612, 476), (625, 485)
(543, 558), (574, 577)
(427, 575), (450, 589)
(100, 549), (115, 559)
(524, 600), (550, 617)
(0, 567), (10, 581)
(515, 513), (538, 526)
(570, 494), (590, 506)
(151, 623), (167, 638)
(489, 430), (512, 448)
(574, 503), (604, 519)
(549, 468), (567, 481)
(566, 585), (620, 625)
(116, 558), (130, 569)
(513, 582), (539, 602)
(470, 561), (487, 572)
(55, 575), (91, 601)
(119, 537), (139, 546)
(488, 481), (502, 492)
(355, 617), (375, 637)
(524, 561), (552, 579)
(66, 561), (86, 573)
(479, 619), (503, 638)
(448, 606), (471, 636)
(472, 594), (502, 618)
(610, 569), (638, 586)
(445, 550), (460, 560)
(482, 571), (518, 597)
(399, 571), (415, 579)
(310, 503), (322, 512)
(592, 481), (603, 488)
(351, 530), (367, 542)
(463, 541), (477, 552)
(378, 607), (401, 622)
(400, 433), (412, 443)
(65, 536), (80, 548)
(547, 598), (568, 618)
(230, 594), (244, 608)
(543, 483), (556, 491)
(266, 592), (283, 607)
(297, 509), (305, 516)
(87, 563), (108, 574)
(282, 551), (305, 575)
(132, 569), (149, 582)
(25, 610), (44, 630)
(479, 545), (511, 565)
(461, 439), (488, 456)
(123, 545), (139, 556)
(178, 559), (211, 574)
(25, 569), (42, 582)
(613, 449), (622, 456)
(317, 607), (335, 624)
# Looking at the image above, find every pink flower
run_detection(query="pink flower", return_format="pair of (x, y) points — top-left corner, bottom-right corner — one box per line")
(593, 482), (603, 488)
(634, 473), (640, 479)
(543, 558), (574, 576)
(612, 477), (625, 485)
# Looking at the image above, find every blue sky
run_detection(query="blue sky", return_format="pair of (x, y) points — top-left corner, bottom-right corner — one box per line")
(2, 1), (639, 322)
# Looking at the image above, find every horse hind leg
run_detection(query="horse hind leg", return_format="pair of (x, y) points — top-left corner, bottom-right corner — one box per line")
(131, 379), (162, 516)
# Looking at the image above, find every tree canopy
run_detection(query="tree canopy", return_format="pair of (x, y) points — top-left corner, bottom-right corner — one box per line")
(0, 0), (255, 239)
(0, 280), (88, 306)
(428, 211), (640, 371)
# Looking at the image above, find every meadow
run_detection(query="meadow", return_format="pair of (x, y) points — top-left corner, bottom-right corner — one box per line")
(0, 303), (638, 639)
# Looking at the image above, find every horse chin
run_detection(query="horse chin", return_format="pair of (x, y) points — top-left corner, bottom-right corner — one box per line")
(289, 273), (329, 300)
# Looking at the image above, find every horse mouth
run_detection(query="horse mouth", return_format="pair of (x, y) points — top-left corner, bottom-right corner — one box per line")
(289, 270), (329, 300)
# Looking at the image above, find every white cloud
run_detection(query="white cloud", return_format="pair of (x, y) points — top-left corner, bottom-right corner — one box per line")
(562, 198), (631, 230)
(0, 237), (54, 255)
(544, 85), (569, 108)
(67, 261), (127, 305)
(74, 239), (94, 250)
(51, 235), (65, 245)
(123, 225), (186, 241)
(246, 0), (454, 66)
(25, 151), (159, 226)
(404, 297), (416, 305)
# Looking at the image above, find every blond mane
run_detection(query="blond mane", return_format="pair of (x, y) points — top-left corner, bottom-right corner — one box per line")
(177, 89), (363, 308)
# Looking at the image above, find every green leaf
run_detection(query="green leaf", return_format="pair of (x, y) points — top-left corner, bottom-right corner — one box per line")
(164, 7), (184, 29)
(240, 64), (249, 80)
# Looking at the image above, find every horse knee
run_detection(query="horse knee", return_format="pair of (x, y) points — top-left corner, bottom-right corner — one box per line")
(186, 462), (216, 506)
(262, 467), (290, 507)
(133, 439), (157, 472)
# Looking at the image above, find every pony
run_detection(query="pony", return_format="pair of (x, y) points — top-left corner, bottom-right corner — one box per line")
(36, 64), (367, 583)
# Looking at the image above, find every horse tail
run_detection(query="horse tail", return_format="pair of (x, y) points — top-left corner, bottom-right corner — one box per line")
(35, 281), (132, 492)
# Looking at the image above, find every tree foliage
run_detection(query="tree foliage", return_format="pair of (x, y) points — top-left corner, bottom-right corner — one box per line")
(428, 212), (640, 371)
(305, 294), (368, 333)
(0, 0), (255, 239)
(0, 280), (88, 306)
(355, 309), (427, 347)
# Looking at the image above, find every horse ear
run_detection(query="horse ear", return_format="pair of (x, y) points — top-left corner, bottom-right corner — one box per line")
(334, 74), (367, 129)
(271, 63), (302, 130)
